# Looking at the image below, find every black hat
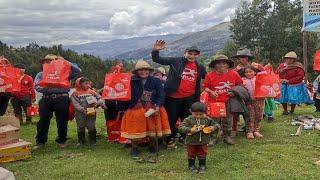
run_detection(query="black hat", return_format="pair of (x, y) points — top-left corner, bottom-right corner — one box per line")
(190, 102), (207, 113)
(14, 63), (26, 69)
(185, 46), (200, 53)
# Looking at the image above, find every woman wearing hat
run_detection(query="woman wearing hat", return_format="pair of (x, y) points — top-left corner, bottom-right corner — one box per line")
(0, 56), (11, 116)
(276, 51), (313, 115)
(120, 60), (171, 158)
(203, 54), (243, 145)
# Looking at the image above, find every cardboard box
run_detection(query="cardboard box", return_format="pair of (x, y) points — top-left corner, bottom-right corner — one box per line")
(0, 140), (31, 163)
(0, 125), (19, 146)
(0, 115), (20, 128)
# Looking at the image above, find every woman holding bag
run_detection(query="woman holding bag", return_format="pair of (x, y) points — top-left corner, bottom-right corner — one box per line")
(276, 51), (313, 115)
(120, 60), (171, 158)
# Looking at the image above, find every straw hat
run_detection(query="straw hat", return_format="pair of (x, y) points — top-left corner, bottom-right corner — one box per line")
(132, 60), (153, 73)
(232, 48), (254, 60)
(0, 56), (9, 65)
(209, 54), (235, 68)
(155, 67), (166, 75)
(283, 51), (298, 60)
(40, 54), (59, 63)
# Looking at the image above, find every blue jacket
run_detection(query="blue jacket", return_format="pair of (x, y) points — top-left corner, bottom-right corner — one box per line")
(128, 75), (165, 109)
(34, 62), (81, 94)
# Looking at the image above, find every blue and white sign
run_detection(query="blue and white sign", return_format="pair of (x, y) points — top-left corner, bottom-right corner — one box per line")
(303, 0), (320, 32)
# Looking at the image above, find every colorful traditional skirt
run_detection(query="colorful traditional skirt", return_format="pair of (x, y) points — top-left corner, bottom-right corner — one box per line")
(121, 104), (171, 139)
(278, 83), (313, 105)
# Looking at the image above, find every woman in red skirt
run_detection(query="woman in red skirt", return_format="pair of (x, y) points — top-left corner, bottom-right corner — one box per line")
(121, 60), (171, 158)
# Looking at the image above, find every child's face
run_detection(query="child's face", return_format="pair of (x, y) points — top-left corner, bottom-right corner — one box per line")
(80, 81), (91, 90)
(245, 68), (256, 79)
(192, 112), (206, 119)
(153, 72), (163, 79)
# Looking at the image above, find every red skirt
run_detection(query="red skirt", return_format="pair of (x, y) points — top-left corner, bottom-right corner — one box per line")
(121, 105), (171, 139)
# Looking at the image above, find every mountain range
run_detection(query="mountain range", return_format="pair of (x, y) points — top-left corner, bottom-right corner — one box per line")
(65, 22), (232, 60)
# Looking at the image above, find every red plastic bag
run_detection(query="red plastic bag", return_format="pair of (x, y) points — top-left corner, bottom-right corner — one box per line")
(27, 105), (39, 117)
(254, 68), (281, 98)
(102, 72), (131, 101)
(39, 59), (71, 88)
(313, 49), (320, 71)
(68, 103), (75, 121)
(207, 102), (227, 118)
(0, 65), (21, 92)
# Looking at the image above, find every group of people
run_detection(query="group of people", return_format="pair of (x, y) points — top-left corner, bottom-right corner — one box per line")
(0, 40), (315, 173)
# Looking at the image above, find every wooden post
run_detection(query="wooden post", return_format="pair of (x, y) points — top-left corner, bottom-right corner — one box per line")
(303, 31), (308, 81)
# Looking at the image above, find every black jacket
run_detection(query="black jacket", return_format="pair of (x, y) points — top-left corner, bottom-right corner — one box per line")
(151, 50), (207, 100)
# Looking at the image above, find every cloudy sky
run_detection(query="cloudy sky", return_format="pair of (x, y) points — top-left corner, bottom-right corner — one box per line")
(0, 0), (242, 46)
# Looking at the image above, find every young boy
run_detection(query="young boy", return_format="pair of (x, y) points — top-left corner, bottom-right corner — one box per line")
(71, 77), (105, 146)
(179, 102), (220, 174)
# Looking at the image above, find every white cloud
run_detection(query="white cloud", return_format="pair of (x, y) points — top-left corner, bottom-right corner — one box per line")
(0, 0), (242, 46)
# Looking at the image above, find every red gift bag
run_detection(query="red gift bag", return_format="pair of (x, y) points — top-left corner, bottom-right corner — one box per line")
(27, 105), (39, 117)
(200, 91), (209, 103)
(254, 68), (281, 98)
(313, 49), (320, 71)
(102, 72), (131, 101)
(68, 103), (75, 121)
(207, 102), (227, 118)
(0, 65), (21, 92)
(39, 59), (71, 88)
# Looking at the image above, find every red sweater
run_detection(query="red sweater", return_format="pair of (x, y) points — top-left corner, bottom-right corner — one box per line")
(203, 70), (243, 103)
(277, 63), (305, 85)
(12, 74), (35, 99)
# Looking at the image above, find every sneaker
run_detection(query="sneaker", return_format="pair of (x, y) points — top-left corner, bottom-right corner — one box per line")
(246, 132), (255, 139)
(32, 143), (44, 150)
(198, 166), (206, 174)
(254, 131), (263, 139)
(223, 136), (234, 145)
(130, 148), (140, 158)
(167, 140), (177, 149)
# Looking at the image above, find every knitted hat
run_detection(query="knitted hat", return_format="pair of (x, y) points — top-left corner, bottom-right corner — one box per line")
(190, 102), (207, 113)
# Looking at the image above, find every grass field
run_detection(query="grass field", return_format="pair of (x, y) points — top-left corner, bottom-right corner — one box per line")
(1, 105), (319, 180)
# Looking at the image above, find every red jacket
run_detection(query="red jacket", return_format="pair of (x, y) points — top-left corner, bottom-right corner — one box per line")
(12, 74), (35, 99)
(277, 63), (305, 85)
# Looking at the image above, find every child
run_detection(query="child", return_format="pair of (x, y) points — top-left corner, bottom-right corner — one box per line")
(242, 66), (265, 139)
(71, 77), (104, 146)
(179, 102), (220, 174)
(153, 67), (167, 86)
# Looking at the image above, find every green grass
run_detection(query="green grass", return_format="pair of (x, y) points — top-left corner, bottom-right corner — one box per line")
(2, 106), (320, 180)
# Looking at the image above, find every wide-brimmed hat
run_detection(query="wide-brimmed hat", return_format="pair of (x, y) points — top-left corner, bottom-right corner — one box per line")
(209, 54), (235, 68)
(283, 51), (298, 60)
(185, 46), (200, 54)
(232, 48), (254, 60)
(40, 54), (59, 63)
(132, 60), (154, 73)
(155, 67), (166, 75)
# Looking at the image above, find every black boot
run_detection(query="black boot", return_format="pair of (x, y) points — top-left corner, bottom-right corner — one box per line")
(77, 131), (85, 146)
(88, 130), (96, 146)
(188, 159), (197, 173)
(198, 158), (206, 174)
